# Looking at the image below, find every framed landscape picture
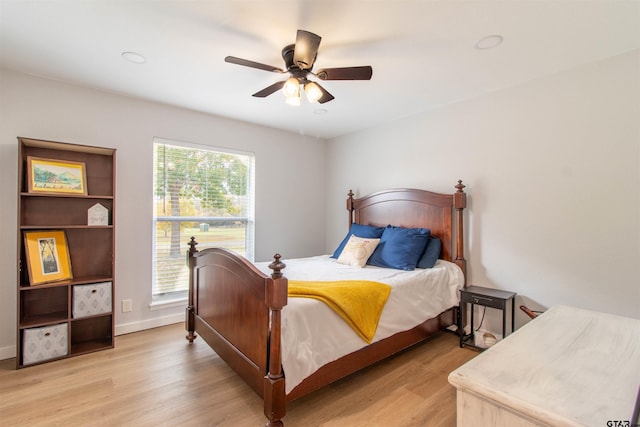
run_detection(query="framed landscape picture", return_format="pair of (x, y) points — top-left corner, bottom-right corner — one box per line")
(27, 156), (87, 195)
(24, 230), (73, 285)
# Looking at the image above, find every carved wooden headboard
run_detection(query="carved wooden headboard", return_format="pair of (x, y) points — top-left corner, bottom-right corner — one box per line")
(346, 181), (466, 278)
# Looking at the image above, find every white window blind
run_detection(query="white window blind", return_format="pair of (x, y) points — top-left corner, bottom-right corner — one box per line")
(152, 138), (255, 297)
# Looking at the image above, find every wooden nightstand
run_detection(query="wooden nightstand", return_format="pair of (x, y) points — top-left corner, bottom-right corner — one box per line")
(459, 285), (516, 350)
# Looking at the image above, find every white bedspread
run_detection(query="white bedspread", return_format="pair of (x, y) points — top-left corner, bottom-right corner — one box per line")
(256, 255), (464, 394)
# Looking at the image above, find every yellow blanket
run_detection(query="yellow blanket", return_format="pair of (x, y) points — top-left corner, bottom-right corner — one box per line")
(288, 280), (392, 343)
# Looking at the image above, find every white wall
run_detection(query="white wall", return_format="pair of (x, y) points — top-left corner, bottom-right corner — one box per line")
(0, 69), (327, 359)
(326, 49), (640, 334)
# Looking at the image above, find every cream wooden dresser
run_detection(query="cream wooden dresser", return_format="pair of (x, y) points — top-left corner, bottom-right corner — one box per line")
(448, 305), (640, 426)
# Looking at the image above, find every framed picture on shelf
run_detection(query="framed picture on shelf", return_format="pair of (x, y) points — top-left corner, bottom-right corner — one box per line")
(27, 156), (87, 195)
(23, 230), (73, 285)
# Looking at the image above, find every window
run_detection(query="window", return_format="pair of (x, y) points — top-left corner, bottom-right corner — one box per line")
(152, 138), (255, 299)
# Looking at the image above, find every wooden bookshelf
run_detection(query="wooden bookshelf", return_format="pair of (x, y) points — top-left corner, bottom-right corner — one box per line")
(16, 137), (116, 368)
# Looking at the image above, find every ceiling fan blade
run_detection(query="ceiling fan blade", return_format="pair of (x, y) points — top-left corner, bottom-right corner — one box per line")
(316, 66), (373, 80)
(252, 81), (286, 98)
(225, 56), (285, 73)
(293, 30), (321, 70)
(313, 82), (335, 104)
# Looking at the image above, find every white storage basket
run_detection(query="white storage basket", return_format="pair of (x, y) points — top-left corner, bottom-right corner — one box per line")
(22, 323), (68, 365)
(73, 282), (112, 318)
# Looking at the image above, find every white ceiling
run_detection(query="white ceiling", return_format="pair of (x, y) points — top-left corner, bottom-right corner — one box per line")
(1, 1), (638, 139)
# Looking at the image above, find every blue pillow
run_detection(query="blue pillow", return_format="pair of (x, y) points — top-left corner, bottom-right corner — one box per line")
(331, 223), (385, 258)
(367, 225), (430, 270)
(417, 236), (442, 269)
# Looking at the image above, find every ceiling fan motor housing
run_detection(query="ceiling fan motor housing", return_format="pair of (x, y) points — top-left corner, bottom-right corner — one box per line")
(281, 44), (296, 70)
(282, 44), (315, 81)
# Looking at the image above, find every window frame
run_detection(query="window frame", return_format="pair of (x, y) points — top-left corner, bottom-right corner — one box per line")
(151, 137), (255, 301)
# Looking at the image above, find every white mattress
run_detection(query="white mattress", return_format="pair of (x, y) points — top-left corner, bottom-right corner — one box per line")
(256, 255), (464, 394)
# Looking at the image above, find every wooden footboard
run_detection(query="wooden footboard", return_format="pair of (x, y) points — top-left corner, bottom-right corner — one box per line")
(186, 238), (288, 426)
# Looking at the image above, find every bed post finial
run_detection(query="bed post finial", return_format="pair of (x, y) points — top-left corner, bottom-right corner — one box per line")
(455, 180), (465, 193)
(347, 190), (355, 227)
(269, 253), (286, 279)
(188, 236), (198, 254)
(186, 237), (199, 343)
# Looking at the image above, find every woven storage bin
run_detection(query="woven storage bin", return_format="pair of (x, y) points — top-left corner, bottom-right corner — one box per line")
(22, 323), (68, 365)
(73, 282), (112, 318)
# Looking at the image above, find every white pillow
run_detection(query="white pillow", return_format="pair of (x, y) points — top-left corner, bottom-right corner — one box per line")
(336, 235), (380, 268)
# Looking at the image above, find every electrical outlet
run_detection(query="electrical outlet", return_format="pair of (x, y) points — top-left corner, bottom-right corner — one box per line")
(122, 299), (133, 313)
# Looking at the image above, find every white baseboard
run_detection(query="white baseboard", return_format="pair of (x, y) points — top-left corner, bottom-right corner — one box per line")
(115, 313), (184, 336)
(0, 345), (15, 361)
(0, 314), (184, 361)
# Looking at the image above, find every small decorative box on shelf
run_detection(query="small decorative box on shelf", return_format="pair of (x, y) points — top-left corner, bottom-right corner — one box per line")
(88, 203), (109, 226)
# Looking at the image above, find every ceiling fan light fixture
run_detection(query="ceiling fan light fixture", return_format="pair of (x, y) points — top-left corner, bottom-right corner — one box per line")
(285, 93), (301, 106)
(304, 81), (323, 103)
(283, 77), (300, 98)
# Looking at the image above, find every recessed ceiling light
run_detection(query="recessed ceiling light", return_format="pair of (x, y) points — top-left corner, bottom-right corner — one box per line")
(474, 35), (503, 50)
(121, 51), (146, 64)
(314, 109), (328, 115)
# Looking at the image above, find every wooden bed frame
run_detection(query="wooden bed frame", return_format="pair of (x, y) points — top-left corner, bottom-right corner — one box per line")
(186, 181), (467, 426)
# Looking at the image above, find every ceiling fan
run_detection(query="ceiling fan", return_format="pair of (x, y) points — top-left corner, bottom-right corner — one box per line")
(225, 30), (373, 105)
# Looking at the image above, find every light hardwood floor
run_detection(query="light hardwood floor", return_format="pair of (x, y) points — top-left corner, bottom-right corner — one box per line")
(0, 323), (476, 427)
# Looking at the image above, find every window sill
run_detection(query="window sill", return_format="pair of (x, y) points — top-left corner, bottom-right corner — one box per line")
(149, 296), (187, 312)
